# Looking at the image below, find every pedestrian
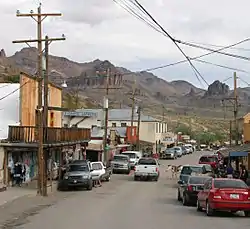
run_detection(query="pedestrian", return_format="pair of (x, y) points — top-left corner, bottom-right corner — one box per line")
(226, 164), (233, 178)
(240, 165), (248, 184)
(13, 162), (22, 186)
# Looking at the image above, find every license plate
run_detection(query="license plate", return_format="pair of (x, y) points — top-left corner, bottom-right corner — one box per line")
(73, 180), (77, 183)
(230, 194), (239, 199)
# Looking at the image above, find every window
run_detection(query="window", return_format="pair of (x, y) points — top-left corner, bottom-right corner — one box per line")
(112, 123), (116, 127)
(138, 158), (157, 165)
(121, 123), (127, 127)
(189, 176), (210, 184)
(92, 163), (102, 170)
(214, 180), (248, 189)
(199, 156), (218, 163)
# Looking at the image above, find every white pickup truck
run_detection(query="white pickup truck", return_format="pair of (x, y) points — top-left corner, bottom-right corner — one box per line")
(134, 158), (160, 181)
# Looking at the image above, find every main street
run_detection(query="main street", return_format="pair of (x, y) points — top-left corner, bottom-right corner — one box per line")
(9, 152), (250, 229)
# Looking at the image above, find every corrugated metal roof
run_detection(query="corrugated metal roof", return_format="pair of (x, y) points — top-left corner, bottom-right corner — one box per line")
(219, 144), (250, 157)
(66, 108), (157, 122)
(91, 126), (127, 138)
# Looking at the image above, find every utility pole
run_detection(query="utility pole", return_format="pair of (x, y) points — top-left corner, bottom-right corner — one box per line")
(94, 69), (121, 164)
(233, 72), (239, 145)
(136, 106), (141, 151)
(13, 4), (65, 196)
(130, 78), (136, 149)
(229, 120), (232, 147)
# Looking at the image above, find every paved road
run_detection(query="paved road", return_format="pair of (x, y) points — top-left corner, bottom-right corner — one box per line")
(7, 151), (250, 229)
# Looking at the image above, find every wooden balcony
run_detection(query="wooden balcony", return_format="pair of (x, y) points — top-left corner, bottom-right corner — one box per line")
(8, 126), (91, 144)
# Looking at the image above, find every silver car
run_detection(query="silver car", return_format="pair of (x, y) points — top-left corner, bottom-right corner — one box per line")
(163, 148), (178, 159)
(111, 155), (131, 174)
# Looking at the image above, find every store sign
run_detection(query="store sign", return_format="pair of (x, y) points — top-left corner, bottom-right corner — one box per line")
(64, 111), (97, 117)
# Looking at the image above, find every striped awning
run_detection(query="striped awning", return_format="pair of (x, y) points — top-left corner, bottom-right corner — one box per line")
(219, 144), (250, 157)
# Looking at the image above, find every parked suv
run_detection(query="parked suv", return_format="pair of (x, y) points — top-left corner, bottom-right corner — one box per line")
(57, 160), (93, 191)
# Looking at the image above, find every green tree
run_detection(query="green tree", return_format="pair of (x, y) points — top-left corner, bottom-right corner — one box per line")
(175, 124), (191, 135)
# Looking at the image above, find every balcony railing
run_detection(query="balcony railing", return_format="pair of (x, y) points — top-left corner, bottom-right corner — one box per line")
(8, 126), (91, 144)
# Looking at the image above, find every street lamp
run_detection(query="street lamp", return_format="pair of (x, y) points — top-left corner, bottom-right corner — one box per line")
(61, 80), (68, 88)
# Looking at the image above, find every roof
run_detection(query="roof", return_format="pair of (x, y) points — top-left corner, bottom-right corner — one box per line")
(91, 126), (127, 138)
(219, 144), (250, 157)
(64, 108), (157, 122)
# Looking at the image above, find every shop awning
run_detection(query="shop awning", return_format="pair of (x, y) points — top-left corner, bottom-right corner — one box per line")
(220, 144), (250, 157)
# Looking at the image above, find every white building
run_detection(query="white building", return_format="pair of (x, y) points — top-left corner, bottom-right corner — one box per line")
(63, 109), (168, 149)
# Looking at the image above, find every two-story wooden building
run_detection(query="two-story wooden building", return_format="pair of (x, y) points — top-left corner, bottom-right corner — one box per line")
(0, 72), (90, 184)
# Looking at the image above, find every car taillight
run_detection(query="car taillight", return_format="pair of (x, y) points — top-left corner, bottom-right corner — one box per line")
(156, 167), (158, 172)
(212, 190), (222, 199)
(188, 185), (193, 191)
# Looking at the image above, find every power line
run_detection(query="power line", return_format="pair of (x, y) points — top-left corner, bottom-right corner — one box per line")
(132, 0), (208, 86)
(115, 0), (250, 62)
(0, 80), (30, 101)
(193, 59), (250, 74)
(185, 40), (250, 52)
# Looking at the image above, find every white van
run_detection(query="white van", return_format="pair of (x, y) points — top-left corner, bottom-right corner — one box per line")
(121, 151), (142, 168)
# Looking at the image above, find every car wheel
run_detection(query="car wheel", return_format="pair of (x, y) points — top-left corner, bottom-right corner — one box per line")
(206, 200), (214, 216)
(177, 189), (181, 201)
(182, 194), (188, 206)
(87, 181), (93, 191)
(244, 211), (250, 217)
(196, 199), (202, 211)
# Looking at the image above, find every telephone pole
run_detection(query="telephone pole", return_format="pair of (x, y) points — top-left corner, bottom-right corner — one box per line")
(13, 4), (65, 196)
(130, 78), (136, 148)
(136, 106), (141, 151)
(221, 72), (240, 146)
(94, 69), (121, 164)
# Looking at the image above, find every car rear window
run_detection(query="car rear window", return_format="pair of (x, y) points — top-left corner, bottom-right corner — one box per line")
(189, 176), (210, 184)
(181, 166), (203, 174)
(214, 180), (248, 189)
(114, 155), (128, 161)
(122, 153), (136, 158)
(199, 156), (218, 163)
(138, 158), (156, 165)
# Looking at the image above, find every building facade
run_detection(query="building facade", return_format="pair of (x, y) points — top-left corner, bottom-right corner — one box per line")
(63, 108), (168, 147)
(20, 72), (62, 127)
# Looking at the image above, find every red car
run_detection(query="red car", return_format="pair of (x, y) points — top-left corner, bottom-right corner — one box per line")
(197, 178), (250, 216)
(198, 155), (219, 169)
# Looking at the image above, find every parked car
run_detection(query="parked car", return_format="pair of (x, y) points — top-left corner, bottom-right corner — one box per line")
(172, 146), (183, 157)
(134, 157), (160, 181)
(178, 164), (211, 184)
(184, 144), (193, 154)
(90, 161), (112, 182)
(198, 155), (219, 169)
(177, 175), (210, 205)
(197, 178), (250, 216)
(162, 148), (178, 159)
(57, 161), (93, 191)
(111, 155), (131, 174)
(181, 146), (188, 155)
(121, 151), (142, 169)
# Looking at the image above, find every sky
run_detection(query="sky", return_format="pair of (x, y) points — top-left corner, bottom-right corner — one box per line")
(1, 0), (250, 89)
(0, 84), (19, 139)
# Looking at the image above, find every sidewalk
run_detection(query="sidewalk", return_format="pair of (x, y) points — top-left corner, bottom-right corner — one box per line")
(0, 187), (36, 206)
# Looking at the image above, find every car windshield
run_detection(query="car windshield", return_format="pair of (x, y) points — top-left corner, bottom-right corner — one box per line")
(166, 148), (175, 152)
(181, 166), (203, 175)
(68, 164), (89, 172)
(113, 156), (128, 162)
(122, 153), (136, 158)
(138, 158), (156, 165)
(173, 147), (181, 151)
(214, 180), (248, 189)
(189, 176), (210, 184)
(199, 156), (218, 163)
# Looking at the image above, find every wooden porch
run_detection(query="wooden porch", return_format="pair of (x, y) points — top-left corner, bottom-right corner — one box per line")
(7, 126), (91, 145)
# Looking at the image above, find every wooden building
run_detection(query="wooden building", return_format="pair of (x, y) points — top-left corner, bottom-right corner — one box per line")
(0, 72), (91, 185)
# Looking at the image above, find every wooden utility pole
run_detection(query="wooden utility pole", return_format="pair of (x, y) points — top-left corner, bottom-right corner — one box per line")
(13, 4), (65, 196)
(136, 106), (141, 151)
(94, 69), (121, 164)
(229, 120), (232, 146)
(130, 78), (136, 148)
(233, 72), (239, 145)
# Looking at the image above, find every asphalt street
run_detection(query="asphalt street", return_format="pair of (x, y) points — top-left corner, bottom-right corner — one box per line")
(14, 151), (250, 229)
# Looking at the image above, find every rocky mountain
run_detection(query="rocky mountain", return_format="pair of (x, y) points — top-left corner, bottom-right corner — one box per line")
(1, 47), (250, 118)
